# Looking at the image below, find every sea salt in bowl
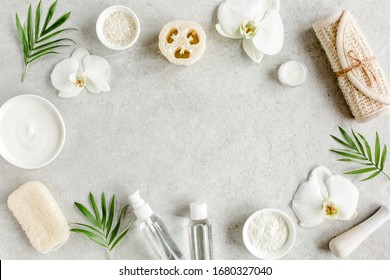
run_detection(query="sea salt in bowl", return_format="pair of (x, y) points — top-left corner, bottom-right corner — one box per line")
(242, 208), (295, 260)
(96, 5), (140, 50)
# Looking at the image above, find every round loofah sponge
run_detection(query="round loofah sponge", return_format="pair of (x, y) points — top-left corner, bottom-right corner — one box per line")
(159, 20), (206, 65)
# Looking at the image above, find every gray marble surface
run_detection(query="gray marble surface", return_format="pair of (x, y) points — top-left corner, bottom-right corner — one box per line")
(1, 0), (390, 260)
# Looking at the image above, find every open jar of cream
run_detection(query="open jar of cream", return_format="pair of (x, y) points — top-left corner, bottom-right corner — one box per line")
(0, 95), (66, 169)
(278, 60), (308, 87)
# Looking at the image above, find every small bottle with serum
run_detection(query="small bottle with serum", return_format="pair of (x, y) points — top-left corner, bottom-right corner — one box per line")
(188, 202), (213, 260)
(278, 60), (308, 87)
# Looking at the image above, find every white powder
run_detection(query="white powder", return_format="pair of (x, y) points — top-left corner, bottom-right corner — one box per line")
(248, 213), (289, 253)
(103, 11), (136, 47)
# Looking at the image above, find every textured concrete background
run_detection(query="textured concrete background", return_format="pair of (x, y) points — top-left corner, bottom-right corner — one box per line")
(1, 0), (390, 260)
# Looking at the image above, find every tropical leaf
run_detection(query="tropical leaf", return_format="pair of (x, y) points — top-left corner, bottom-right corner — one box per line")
(42, 11), (71, 36)
(15, 0), (76, 82)
(35, 1), (41, 41)
(106, 195), (115, 238)
(101, 193), (107, 229)
(70, 228), (107, 248)
(109, 220), (135, 251)
(330, 127), (390, 181)
(74, 202), (101, 228)
(358, 133), (372, 161)
(375, 132), (381, 166)
(352, 130), (365, 157)
(344, 167), (377, 175)
(381, 145), (387, 170)
(36, 28), (77, 43)
(330, 135), (353, 149)
(41, 0), (57, 34)
(362, 170), (382, 181)
(108, 206), (128, 245)
(89, 192), (101, 223)
(330, 150), (366, 161)
(338, 127), (357, 150)
(71, 192), (134, 254)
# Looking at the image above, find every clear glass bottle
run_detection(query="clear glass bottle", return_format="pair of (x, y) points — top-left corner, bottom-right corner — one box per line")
(188, 202), (213, 260)
(129, 191), (183, 260)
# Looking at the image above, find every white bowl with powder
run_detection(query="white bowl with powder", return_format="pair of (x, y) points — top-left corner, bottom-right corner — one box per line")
(243, 208), (295, 259)
(96, 5), (140, 50)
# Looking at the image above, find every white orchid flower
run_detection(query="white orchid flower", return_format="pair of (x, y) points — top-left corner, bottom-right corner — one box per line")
(216, 0), (284, 63)
(292, 166), (359, 227)
(51, 48), (111, 98)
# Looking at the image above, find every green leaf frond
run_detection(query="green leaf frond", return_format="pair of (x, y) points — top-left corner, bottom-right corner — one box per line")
(71, 192), (135, 252)
(15, 0), (76, 82)
(330, 127), (390, 181)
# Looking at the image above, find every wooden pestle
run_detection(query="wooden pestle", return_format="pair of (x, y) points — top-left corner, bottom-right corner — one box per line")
(329, 205), (390, 258)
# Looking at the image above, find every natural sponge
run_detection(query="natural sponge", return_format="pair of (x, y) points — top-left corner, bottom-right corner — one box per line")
(7, 181), (69, 253)
(159, 20), (206, 65)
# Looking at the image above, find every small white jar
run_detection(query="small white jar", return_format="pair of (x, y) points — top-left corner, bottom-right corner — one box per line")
(278, 60), (308, 87)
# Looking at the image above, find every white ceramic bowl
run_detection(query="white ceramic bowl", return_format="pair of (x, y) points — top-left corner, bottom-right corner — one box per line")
(243, 208), (296, 259)
(0, 95), (66, 169)
(96, 5), (140, 50)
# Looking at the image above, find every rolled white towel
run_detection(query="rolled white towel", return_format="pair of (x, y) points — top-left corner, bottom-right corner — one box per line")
(7, 181), (69, 253)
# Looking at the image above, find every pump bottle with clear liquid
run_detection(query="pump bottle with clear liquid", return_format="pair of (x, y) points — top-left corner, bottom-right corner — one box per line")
(129, 191), (183, 260)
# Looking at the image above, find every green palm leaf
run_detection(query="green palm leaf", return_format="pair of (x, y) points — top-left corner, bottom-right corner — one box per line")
(108, 206), (128, 245)
(109, 220), (135, 251)
(338, 127), (357, 150)
(106, 195), (115, 238)
(344, 167), (377, 175)
(330, 128), (390, 181)
(71, 192), (134, 255)
(89, 192), (101, 223)
(15, 0), (76, 82)
(375, 132), (381, 166)
(101, 193), (107, 229)
(362, 171), (382, 181)
(358, 133), (372, 161)
(380, 145), (387, 170)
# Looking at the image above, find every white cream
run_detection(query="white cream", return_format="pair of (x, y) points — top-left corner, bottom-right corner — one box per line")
(278, 60), (308, 87)
(0, 95), (65, 169)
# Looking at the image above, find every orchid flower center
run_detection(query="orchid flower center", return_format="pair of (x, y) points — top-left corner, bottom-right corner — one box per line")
(240, 21), (258, 39)
(322, 201), (339, 219)
(76, 77), (85, 88)
(69, 73), (87, 89)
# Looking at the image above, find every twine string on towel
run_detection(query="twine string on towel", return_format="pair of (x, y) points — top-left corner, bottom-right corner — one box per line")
(336, 50), (377, 88)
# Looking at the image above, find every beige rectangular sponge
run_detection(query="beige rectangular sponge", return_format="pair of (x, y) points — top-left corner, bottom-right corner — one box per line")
(7, 181), (69, 253)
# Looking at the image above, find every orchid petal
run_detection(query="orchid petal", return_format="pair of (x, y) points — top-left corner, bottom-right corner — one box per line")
(82, 55), (111, 94)
(58, 87), (83, 98)
(309, 166), (332, 199)
(292, 180), (326, 227)
(216, 23), (243, 39)
(223, 0), (279, 21)
(326, 175), (359, 220)
(51, 57), (79, 94)
(71, 48), (90, 72)
(217, 1), (247, 37)
(242, 39), (264, 63)
(86, 80), (111, 94)
(251, 9), (284, 55)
